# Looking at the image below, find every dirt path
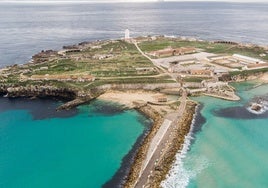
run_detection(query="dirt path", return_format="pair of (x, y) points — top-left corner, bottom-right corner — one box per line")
(133, 42), (168, 73)
(133, 41), (178, 82)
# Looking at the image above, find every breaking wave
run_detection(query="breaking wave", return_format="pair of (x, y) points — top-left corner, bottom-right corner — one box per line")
(161, 107), (209, 188)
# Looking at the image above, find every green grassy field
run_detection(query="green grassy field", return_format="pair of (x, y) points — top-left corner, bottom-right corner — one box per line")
(183, 76), (209, 83)
(139, 37), (268, 61)
(1, 37), (267, 92)
(28, 40), (159, 77)
(0, 40), (175, 89)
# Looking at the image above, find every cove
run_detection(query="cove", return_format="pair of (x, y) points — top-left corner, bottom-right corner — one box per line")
(0, 98), (150, 188)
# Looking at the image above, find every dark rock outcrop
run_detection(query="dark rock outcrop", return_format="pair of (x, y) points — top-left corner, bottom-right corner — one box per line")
(32, 50), (58, 64)
(0, 84), (107, 110)
(4, 85), (76, 99)
(251, 103), (262, 112)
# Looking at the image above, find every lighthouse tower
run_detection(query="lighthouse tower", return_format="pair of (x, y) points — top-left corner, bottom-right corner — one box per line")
(125, 29), (130, 40)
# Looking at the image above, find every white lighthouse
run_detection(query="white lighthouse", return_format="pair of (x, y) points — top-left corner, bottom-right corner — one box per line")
(125, 29), (130, 40)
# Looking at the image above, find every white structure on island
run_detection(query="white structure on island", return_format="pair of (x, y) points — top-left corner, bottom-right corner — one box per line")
(232, 54), (265, 64)
(125, 29), (130, 40)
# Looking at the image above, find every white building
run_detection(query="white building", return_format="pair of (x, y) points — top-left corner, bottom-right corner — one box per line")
(125, 29), (130, 40)
(232, 54), (265, 64)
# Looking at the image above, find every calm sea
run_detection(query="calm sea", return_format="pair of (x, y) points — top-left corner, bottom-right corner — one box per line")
(0, 2), (268, 67)
(163, 83), (268, 188)
(0, 2), (268, 188)
(0, 98), (151, 188)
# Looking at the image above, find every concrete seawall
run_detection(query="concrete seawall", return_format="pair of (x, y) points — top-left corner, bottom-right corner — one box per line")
(97, 83), (181, 91)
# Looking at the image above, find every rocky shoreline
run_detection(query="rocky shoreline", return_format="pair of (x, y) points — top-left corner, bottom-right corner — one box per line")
(145, 101), (197, 187)
(124, 101), (197, 188)
(1, 35), (267, 188)
(0, 84), (107, 110)
(0, 80), (196, 187)
(124, 104), (164, 188)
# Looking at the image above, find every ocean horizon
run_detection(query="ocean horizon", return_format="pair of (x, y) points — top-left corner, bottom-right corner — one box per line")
(1, 2), (268, 67)
(0, 2), (268, 188)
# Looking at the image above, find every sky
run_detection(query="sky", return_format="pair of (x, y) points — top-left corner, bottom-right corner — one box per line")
(0, 0), (266, 3)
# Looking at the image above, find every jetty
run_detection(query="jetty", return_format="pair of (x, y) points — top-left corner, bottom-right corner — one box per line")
(1, 35), (268, 187)
(134, 90), (187, 187)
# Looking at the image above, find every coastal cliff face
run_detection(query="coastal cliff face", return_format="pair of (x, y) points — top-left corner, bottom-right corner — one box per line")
(0, 84), (106, 110)
(2, 85), (77, 99)
(0, 84), (8, 95)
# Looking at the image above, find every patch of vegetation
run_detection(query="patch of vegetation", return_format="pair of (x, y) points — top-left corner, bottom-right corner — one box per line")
(139, 37), (268, 61)
(139, 38), (210, 52)
(229, 67), (268, 77)
(183, 77), (209, 83)
(86, 76), (176, 89)
(27, 40), (159, 78)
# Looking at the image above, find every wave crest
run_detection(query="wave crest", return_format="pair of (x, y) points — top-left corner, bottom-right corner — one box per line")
(161, 107), (209, 188)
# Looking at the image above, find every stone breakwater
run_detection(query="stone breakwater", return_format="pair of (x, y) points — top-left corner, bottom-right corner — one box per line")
(124, 104), (164, 188)
(150, 101), (197, 187)
(124, 101), (197, 188)
(0, 81), (197, 187)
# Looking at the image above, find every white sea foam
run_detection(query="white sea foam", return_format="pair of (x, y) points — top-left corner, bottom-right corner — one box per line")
(247, 100), (268, 115)
(161, 107), (210, 188)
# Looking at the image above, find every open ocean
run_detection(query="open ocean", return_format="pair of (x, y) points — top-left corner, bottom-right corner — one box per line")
(0, 2), (268, 67)
(0, 2), (268, 188)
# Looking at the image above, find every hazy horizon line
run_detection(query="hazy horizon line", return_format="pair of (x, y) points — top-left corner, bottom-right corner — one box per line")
(1, 0), (267, 4)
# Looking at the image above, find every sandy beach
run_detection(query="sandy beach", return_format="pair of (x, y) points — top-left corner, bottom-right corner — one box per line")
(258, 72), (268, 83)
(99, 89), (197, 188)
(98, 90), (162, 107)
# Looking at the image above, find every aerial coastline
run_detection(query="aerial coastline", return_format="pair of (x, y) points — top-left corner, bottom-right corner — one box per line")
(0, 35), (268, 187)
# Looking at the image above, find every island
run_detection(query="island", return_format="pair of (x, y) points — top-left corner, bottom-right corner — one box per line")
(1, 35), (268, 187)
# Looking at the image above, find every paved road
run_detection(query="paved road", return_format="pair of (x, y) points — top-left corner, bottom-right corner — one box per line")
(134, 90), (187, 188)
(133, 41), (188, 187)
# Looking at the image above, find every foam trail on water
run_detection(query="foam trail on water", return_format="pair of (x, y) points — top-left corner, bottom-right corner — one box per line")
(161, 107), (209, 188)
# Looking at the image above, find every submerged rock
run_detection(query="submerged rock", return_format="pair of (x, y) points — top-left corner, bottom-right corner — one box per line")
(247, 97), (268, 115)
(251, 103), (262, 112)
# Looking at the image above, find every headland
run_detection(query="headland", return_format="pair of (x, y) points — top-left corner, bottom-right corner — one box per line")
(0, 35), (268, 187)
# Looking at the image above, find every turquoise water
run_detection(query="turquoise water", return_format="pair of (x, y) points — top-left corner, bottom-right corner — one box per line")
(163, 83), (268, 188)
(0, 100), (147, 188)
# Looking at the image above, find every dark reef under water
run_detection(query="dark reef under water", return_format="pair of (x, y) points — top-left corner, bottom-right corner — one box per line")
(87, 100), (127, 117)
(0, 97), (78, 120)
(213, 106), (268, 119)
(185, 104), (206, 153)
(192, 104), (206, 134)
(213, 95), (268, 120)
(0, 96), (152, 188)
